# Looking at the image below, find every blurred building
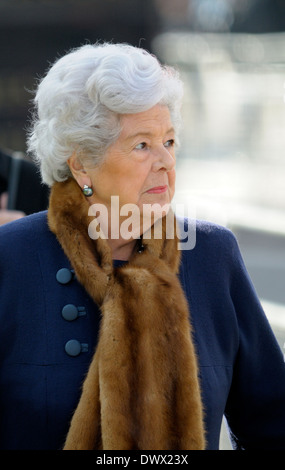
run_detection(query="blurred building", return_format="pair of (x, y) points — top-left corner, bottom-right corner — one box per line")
(154, 0), (285, 34)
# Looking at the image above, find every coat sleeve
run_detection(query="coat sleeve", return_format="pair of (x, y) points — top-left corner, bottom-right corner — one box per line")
(224, 234), (285, 450)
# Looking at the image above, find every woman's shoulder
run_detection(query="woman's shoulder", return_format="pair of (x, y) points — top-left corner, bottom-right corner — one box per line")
(177, 217), (242, 272)
(177, 217), (238, 251)
(0, 210), (51, 252)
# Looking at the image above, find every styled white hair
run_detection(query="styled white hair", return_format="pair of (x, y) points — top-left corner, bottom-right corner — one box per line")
(27, 43), (184, 186)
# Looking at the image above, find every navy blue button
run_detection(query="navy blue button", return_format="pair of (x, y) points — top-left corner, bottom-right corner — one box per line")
(65, 339), (81, 357)
(56, 268), (73, 285)
(62, 304), (78, 321)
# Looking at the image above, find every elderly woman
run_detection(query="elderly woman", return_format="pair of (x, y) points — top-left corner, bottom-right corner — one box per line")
(0, 43), (284, 451)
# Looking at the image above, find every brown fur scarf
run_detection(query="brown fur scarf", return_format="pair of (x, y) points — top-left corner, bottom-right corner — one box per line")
(48, 178), (205, 450)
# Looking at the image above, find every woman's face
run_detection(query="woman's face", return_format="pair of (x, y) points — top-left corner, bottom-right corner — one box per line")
(86, 104), (176, 212)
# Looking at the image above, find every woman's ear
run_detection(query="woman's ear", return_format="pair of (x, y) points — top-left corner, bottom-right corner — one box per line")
(67, 153), (91, 189)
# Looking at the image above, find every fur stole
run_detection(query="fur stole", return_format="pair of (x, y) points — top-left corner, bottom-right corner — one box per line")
(48, 178), (205, 450)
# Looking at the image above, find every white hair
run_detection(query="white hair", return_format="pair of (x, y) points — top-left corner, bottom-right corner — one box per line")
(27, 43), (184, 187)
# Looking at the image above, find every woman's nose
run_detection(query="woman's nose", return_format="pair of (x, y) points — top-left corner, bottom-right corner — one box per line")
(152, 146), (175, 172)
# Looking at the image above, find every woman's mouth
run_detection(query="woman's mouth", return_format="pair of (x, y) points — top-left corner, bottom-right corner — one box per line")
(146, 185), (168, 194)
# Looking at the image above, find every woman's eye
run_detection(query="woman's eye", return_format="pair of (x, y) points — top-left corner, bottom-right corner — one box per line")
(164, 139), (175, 148)
(135, 142), (147, 150)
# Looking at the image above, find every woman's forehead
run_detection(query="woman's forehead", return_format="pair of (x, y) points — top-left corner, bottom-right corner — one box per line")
(120, 105), (173, 140)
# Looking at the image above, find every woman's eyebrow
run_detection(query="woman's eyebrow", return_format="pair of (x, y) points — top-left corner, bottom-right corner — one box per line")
(126, 127), (175, 141)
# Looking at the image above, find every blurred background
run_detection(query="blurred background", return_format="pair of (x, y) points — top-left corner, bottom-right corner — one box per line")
(0, 0), (284, 448)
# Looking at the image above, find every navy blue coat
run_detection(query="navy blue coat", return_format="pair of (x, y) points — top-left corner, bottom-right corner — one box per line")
(0, 211), (284, 450)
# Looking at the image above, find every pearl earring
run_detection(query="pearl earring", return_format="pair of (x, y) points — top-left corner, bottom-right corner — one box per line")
(82, 184), (93, 197)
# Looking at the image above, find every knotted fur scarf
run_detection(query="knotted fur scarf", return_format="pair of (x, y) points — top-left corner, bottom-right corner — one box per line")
(48, 178), (205, 450)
